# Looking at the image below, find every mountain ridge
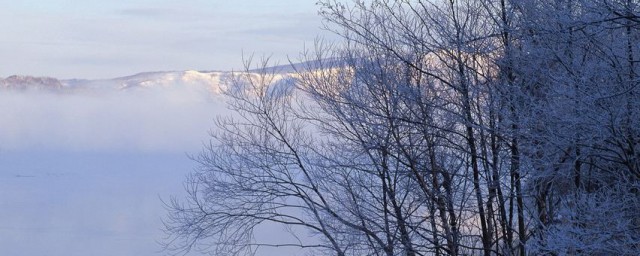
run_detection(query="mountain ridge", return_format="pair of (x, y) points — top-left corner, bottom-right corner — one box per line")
(0, 70), (237, 93)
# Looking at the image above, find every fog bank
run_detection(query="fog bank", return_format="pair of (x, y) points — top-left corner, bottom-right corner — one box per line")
(0, 86), (226, 153)
(0, 85), (226, 256)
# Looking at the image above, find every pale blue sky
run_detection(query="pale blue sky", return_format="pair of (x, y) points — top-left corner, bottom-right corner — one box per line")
(0, 0), (326, 79)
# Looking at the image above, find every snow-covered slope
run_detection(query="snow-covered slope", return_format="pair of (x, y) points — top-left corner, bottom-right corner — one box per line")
(0, 70), (239, 94)
(98, 70), (231, 93)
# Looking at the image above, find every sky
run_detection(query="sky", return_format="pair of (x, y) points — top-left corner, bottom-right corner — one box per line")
(0, 0), (327, 79)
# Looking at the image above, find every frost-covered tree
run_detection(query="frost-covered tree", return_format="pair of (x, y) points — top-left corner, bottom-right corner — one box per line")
(164, 0), (640, 255)
(513, 0), (640, 254)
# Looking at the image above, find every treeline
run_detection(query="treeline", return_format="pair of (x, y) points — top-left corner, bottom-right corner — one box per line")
(164, 0), (640, 255)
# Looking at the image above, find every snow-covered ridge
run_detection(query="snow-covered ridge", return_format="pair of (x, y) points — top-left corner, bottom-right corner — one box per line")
(0, 70), (247, 94)
(0, 58), (344, 94)
(105, 70), (230, 93)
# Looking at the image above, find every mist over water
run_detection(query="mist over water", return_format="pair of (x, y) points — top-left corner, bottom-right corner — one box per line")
(0, 86), (226, 256)
(0, 86), (225, 152)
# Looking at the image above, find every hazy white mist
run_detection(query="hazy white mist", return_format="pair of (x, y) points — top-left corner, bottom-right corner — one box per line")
(0, 85), (228, 256)
(0, 86), (224, 153)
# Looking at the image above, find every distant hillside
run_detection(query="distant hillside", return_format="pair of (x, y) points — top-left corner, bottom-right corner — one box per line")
(0, 75), (65, 91)
(0, 71), (238, 94)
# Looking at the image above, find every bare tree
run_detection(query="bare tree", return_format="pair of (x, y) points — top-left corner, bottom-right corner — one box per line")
(164, 0), (640, 255)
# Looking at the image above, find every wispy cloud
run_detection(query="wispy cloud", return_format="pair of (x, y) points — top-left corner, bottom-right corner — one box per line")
(117, 7), (176, 18)
(0, 0), (326, 79)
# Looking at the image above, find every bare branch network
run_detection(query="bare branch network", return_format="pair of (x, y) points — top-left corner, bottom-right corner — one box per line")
(164, 0), (640, 255)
